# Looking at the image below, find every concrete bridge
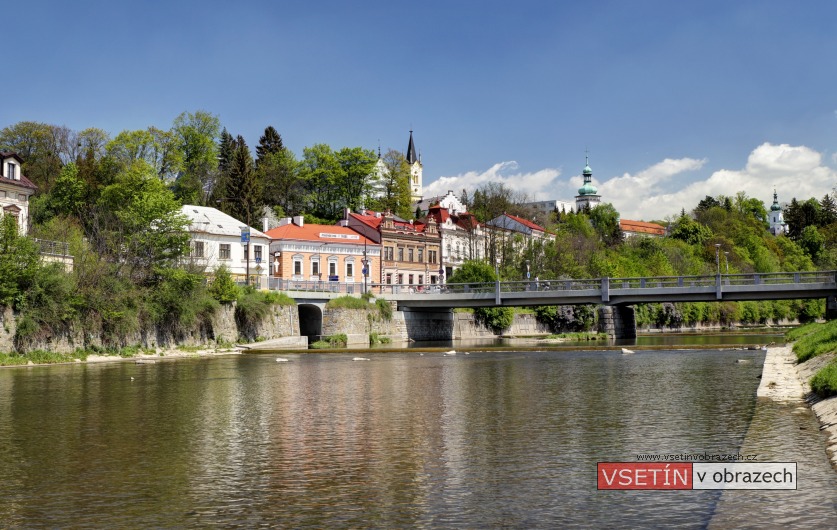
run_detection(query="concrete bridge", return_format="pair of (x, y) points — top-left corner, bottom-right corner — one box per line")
(268, 271), (837, 341)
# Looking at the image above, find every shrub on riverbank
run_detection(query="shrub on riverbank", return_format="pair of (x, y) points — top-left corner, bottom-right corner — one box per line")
(810, 362), (837, 397)
(326, 296), (369, 309)
(310, 334), (347, 349)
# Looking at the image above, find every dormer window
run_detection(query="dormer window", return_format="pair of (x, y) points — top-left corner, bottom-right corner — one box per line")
(6, 162), (17, 180)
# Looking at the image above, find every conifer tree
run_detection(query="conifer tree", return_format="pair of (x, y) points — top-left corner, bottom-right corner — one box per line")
(256, 126), (284, 167)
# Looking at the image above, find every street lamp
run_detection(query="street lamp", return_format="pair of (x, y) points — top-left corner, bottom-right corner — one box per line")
(724, 251), (729, 274)
(361, 246), (369, 295)
(715, 243), (721, 276)
(217, 197), (251, 286)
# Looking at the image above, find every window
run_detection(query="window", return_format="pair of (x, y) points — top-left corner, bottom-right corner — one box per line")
(219, 243), (231, 260)
(294, 260), (302, 275)
(397, 273), (403, 284)
(193, 241), (205, 258)
(384, 247), (394, 261)
(429, 250), (437, 264)
(329, 261), (337, 276)
(346, 262), (354, 278)
(408, 274), (414, 285)
(386, 273), (392, 284)
(397, 247), (403, 261)
(254, 245), (262, 262)
(408, 248), (414, 262)
(418, 275), (424, 285)
(418, 248), (424, 263)
(312, 260), (320, 276)
(6, 163), (16, 180)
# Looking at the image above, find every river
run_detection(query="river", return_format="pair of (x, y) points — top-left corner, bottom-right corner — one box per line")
(1, 347), (835, 528)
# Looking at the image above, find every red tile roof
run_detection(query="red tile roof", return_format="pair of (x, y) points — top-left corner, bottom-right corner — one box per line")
(620, 219), (666, 236)
(504, 213), (544, 232)
(265, 222), (375, 245)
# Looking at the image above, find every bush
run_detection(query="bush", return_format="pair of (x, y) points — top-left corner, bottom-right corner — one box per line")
(326, 296), (369, 309)
(810, 362), (837, 397)
(375, 298), (392, 321)
(476, 306), (514, 334)
(310, 334), (347, 349)
(208, 265), (239, 303)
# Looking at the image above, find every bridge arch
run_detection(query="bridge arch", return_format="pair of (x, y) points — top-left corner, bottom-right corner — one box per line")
(298, 304), (323, 342)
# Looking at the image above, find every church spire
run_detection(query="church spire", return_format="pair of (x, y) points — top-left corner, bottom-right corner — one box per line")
(406, 130), (418, 165)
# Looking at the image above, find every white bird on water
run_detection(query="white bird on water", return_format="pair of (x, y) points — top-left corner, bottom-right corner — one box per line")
(444, 350), (457, 356)
(621, 348), (635, 355)
(353, 357), (370, 361)
(276, 358), (290, 362)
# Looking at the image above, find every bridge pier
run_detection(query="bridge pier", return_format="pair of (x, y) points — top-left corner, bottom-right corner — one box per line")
(827, 296), (837, 321)
(599, 305), (636, 340)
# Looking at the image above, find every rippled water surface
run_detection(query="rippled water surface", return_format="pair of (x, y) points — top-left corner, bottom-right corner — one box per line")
(1, 349), (835, 528)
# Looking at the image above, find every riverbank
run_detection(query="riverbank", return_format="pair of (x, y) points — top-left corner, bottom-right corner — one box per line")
(758, 345), (837, 468)
(0, 345), (243, 368)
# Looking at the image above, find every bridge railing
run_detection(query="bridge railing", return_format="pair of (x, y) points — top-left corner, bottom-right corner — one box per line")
(268, 278), (362, 294)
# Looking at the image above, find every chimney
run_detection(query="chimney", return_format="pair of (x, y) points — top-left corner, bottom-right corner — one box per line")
(263, 217), (269, 232)
(278, 217), (292, 227)
(293, 215), (304, 227)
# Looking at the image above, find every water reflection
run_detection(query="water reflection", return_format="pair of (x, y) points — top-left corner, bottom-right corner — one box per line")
(0, 348), (834, 527)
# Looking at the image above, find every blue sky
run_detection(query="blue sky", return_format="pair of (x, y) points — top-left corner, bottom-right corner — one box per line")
(6, 0), (837, 219)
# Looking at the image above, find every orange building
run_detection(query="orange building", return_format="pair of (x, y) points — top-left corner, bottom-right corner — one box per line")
(265, 216), (380, 294)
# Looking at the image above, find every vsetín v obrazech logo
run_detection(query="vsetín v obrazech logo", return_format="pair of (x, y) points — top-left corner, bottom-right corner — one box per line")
(597, 462), (797, 490)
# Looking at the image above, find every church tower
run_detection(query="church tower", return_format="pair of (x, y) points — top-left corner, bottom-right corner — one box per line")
(575, 154), (601, 212)
(407, 130), (423, 203)
(769, 189), (787, 236)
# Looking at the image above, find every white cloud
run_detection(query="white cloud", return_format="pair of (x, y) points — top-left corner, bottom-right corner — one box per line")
(424, 161), (562, 202)
(426, 143), (837, 222)
(611, 143), (836, 220)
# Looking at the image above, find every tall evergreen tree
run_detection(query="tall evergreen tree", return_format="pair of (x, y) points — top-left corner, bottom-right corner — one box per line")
(222, 136), (261, 227)
(820, 194), (837, 226)
(255, 126), (284, 166)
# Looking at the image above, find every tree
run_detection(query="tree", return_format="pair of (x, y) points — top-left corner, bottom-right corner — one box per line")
(258, 148), (304, 216)
(0, 215), (40, 308)
(300, 144), (341, 220)
(366, 148), (412, 218)
(255, 126), (284, 166)
(171, 110), (220, 205)
(588, 203), (623, 247)
(820, 194), (837, 226)
(335, 146), (377, 214)
(93, 160), (190, 285)
(669, 214), (713, 246)
(221, 136), (260, 226)
(447, 259), (513, 333)
(0, 121), (69, 192)
(694, 195), (721, 213)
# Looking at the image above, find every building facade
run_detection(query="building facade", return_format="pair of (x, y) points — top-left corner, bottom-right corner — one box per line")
(425, 205), (486, 280)
(265, 217), (380, 294)
(181, 205), (271, 288)
(769, 190), (787, 236)
(575, 155), (601, 212)
(0, 152), (37, 234)
(345, 209), (442, 290)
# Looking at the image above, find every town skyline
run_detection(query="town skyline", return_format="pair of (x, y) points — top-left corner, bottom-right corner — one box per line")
(6, 1), (837, 220)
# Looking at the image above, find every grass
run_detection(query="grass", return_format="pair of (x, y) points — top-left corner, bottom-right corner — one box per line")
(810, 361), (837, 398)
(310, 334), (348, 349)
(0, 349), (88, 366)
(787, 320), (837, 362)
(544, 332), (608, 341)
(785, 321), (837, 397)
(325, 296), (370, 310)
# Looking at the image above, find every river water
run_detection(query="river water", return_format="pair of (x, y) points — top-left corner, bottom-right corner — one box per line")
(1, 347), (835, 528)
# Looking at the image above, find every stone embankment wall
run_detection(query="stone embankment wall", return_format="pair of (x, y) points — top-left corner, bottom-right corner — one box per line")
(0, 302), (298, 354)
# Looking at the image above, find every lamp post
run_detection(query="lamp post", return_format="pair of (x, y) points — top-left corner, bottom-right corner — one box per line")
(724, 251), (729, 274)
(217, 197), (251, 286)
(495, 257), (501, 305)
(715, 243), (721, 276)
(526, 259), (530, 290)
(361, 245), (369, 295)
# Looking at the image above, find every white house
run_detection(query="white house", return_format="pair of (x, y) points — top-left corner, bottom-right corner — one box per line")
(181, 205), (271, 288)
(0, 152), (37, 234)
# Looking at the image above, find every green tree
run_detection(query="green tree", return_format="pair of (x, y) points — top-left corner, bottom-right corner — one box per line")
(255, 126), (284, 165)
(335, 146), (377, 214)
(669, 214), (713, 245)
(258, 148), (304, 215)
(300, 143), (341, 220)
(93, 160), (190, 285)
(171, 110), (220, 205)
(366, 148), (412, 218)
(0, 216), (40, 308)
(221, 136), (261, 226)
(588, 203), (623, 247)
